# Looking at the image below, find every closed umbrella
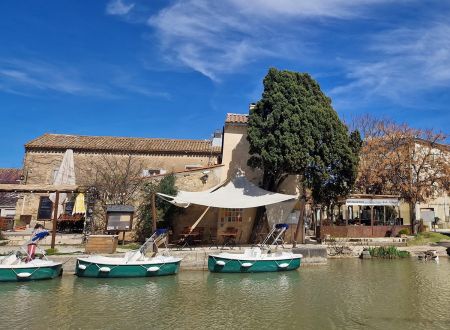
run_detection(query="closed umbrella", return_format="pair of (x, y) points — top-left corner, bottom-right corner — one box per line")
(72, 193), (86, 215)
(49, 149), (76, 216)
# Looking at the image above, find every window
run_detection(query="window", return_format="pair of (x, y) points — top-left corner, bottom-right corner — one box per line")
(37, 197), (53, 219)
(222, 208), (243, 223)
(185, 164), (202, 170)
(64, 200), (74, 215)
(142, 169), (166, 176)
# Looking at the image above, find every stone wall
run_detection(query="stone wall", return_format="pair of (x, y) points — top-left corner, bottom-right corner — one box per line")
(221, 124), (262, 183)
(23, 150), (219, 185)
(15, 150), (221, 227)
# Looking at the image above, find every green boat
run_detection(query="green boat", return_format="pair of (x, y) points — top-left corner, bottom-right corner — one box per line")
(76, 229), (182, 278)
(0, 254), (63, 282)
(75, 253), (181, 278)
(208, 248), (302, 273)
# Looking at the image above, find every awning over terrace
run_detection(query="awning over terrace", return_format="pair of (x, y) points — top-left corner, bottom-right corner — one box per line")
(158, 176), (297, 209)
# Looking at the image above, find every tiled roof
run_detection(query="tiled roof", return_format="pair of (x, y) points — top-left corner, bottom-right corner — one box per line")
(0, 192), (18, 207)
(0, 169), (22, 184)
(225, 113), (248, 124)
(25, 134), (222, 155)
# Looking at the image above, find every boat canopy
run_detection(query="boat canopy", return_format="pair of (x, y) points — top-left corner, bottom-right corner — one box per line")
(157, 176), (297, 209)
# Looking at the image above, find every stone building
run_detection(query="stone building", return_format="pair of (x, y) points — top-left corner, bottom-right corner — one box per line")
(11, 111), (448, 242)
(15, 133), (222, 230)
(0, 169), (21, 220)
(220, 112), (450, 237)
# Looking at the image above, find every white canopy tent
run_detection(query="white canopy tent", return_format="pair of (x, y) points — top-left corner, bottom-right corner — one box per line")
(158, 176), (297, 209)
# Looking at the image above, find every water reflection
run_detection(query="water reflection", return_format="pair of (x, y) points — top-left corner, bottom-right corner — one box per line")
(1, 260), (450, 329)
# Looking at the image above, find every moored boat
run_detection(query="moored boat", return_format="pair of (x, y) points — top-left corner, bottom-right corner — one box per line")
(0, 225), (63, 282)
(76, 229), (181, 278)
(208, 247), (302, 273)
(0, 254), (63, 282)
(75, 252), (181, 278)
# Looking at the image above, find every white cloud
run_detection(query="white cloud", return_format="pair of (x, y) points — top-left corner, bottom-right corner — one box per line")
(229, 0), (393, 19)
(106, 0), (135, 16)
(0, 59), (106, 96)
(330, 23), (450, 106)
(147, 0), (396, 81)
(0, 58), (171, 99)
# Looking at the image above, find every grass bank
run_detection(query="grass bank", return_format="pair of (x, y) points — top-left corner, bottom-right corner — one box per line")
(369, 246), (410, 258)
(408, 232), (450, 246)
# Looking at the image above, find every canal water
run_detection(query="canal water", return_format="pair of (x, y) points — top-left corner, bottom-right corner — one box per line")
(1, 259), (450, 330)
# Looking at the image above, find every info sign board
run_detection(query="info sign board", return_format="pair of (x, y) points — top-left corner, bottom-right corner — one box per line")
(345, 198), (399, 207)
(106, 205), (134, 232)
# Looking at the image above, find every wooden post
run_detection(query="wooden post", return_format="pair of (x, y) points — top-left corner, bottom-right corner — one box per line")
(51, 191), (59, 249)
(151, 192), (157, 233)
(312, 205), (316, 236)
(359, 206), (362, 225)
(293, 195), (306, 247)
(345, 206), (349, 226)
(370, 206), (374, 236)
(383, 205), (386, 225)
(409, 202), (415, 235)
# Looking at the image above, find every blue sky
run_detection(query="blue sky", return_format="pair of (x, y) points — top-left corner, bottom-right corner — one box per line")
(1, 0), (449, 168)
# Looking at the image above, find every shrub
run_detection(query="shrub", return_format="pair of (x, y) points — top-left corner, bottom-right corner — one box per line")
(397, 228), (410, 236)
(368, 246), (410, 259)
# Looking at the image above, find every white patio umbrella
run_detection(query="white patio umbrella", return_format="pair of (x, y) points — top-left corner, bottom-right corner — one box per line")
(49, 149), (76, 216)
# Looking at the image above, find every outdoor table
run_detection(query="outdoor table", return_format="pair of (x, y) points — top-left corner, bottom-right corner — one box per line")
(220, 233), (238, 249)
(177, 232), (200, 250)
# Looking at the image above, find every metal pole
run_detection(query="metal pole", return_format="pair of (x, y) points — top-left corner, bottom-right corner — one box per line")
(51, 192), (60, 249)
(151, 192), (157, 232)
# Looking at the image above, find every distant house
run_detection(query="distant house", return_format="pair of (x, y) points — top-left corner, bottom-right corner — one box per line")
(0, 168), (22, 220)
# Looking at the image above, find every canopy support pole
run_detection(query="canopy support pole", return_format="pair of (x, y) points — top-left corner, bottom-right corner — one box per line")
(189, 206), (210, 233)
(51, 192), (60, 249)
(151, 192), (157, 232)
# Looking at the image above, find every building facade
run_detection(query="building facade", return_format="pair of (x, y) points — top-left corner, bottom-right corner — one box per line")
(15, 133), (222, 230)
(8, 112), (449, 241)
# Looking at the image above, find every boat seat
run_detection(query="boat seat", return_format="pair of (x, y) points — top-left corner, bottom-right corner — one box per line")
(124, 251), (143, 263)
(1, 254), (19, 265)
(244, 248), (262, 258)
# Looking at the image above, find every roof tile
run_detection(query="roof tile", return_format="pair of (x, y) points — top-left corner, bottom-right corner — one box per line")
(0, 169), (22, 184)
(225, 113), (248, 124)
(25, 134), (222, 155)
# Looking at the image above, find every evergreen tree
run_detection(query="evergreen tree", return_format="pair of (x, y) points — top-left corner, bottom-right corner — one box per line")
(247, 68), (360, 244)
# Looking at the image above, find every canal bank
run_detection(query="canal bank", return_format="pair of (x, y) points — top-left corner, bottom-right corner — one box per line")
(3, 243), (447, 275)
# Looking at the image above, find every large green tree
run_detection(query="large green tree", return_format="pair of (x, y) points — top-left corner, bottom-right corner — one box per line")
(247, 68), (360, 244)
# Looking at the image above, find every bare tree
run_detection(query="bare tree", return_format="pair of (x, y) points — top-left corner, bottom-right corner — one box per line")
(353, 115), (449, 233)
(78, 154), (145, 232)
